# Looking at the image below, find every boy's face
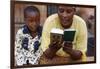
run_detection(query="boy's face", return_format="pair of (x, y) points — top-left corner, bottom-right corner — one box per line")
(25, 12), (40, 32)
(58, 6), (75, 28)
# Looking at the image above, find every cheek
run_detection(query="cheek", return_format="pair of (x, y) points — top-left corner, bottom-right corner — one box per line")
(29, 22), (40, 30)
(69, 14), (74, 19)
(58, 13), (63, 17)
(29, 22), (37, 26)
(26, 23), (34, 29)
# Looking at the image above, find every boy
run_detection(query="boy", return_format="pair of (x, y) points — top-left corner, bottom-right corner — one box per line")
(15, 6), (42, 65)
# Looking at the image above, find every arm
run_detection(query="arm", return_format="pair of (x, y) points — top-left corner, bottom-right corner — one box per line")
(44, 41), (62, 59)
(63, 42), (82, 60)
(41, 27), (62, 59)
(63, 18), (87, 60)
(40, 16), (62, 59)
(15, 29), (24, 65)
(75, 18), (88, 61)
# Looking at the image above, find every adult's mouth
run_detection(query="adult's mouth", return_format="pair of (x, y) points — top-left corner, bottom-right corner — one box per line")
(62, 19), (69, 24)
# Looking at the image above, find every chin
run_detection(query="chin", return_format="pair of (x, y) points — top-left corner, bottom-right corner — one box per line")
(63, 23), (72, 29)
(30, 28), (36, 32)
(61, 23), (69, 28)
(63, 26), (69, 28)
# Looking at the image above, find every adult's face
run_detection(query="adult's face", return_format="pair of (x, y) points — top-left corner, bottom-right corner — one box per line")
(58, 6), (75, 28)
(25, 12), (40, 32)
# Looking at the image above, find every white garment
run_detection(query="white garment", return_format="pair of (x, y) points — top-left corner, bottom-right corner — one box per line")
(15, 28), (42, 66)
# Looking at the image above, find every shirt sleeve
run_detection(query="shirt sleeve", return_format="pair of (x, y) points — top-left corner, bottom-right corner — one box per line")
(75, 18), (88, 61)
(40, 16), (56, 52)
(15, 29), (25, 65)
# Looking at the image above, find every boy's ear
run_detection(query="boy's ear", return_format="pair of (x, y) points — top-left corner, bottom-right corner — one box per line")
(74, 8), (76, 12)
(24, 18), (26, 22)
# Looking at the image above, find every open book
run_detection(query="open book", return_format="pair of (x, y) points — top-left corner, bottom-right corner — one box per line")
(50, 28), (76, 42)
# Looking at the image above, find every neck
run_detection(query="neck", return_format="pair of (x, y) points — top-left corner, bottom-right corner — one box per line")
(30, 31), (38, 38)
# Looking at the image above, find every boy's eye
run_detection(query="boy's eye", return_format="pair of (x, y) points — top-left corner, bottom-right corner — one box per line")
(26, 18), (34, 22)
(59, 8), (64, 13)
(30, 19), (34, 22)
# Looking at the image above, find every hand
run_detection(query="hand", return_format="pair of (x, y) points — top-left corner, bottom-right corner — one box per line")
(70, 50), (83, 60)
(49, 40), (62, 51)
(63, 41), (73, 52)
(44, 41), (62, 59)
(63, 41), (82, 60)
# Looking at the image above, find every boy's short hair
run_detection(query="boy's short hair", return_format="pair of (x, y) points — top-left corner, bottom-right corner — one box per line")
(24, 6), (40, 18)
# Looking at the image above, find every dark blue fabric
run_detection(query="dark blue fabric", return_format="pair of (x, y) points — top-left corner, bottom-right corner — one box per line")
(22, 25), (42, 39)
(23, 25), (30, 34)
(33, 41), (40, 53)
(86, 37), (95, 56)
(22, 37), (29, 50)
(37, 26), (42, 39)
(22, 25), (42, 52)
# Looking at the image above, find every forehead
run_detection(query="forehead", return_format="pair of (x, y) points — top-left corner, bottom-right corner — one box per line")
(58, 5), (75, 10)
(26, 11), (39, 17)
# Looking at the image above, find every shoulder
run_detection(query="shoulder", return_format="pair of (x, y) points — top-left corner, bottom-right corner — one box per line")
(16, 28), (24, 36)
(48, 13), (58, 19)
(44, 13), (58, 23)
(43, 13), (59, 28)
(16, 25), (30, 38)
(73, 15), (87, 34)
(16, 25), (30, 35)
(15, 28), (24, 41)
(73, 15), (86, 25)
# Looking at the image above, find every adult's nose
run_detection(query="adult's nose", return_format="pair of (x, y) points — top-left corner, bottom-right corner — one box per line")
(63, 11), (68, 17)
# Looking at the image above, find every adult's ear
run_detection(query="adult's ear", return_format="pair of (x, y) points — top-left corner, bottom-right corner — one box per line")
(73, 7), (76, 14)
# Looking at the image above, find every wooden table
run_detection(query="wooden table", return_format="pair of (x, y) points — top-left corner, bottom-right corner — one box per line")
(39, 55), (95, 65)
(86, 56), (94, 61)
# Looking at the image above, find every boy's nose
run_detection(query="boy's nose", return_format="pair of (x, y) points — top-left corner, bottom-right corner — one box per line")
(30, 22), (36, 25)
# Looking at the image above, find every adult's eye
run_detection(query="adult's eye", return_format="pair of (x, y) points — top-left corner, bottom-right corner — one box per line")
(67, 10), (73, 14)
(59, 8), (64, 13)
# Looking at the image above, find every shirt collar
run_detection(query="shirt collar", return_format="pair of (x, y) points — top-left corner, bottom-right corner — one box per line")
(23, 25), (30, 34)
(23, 25), (42, 39)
